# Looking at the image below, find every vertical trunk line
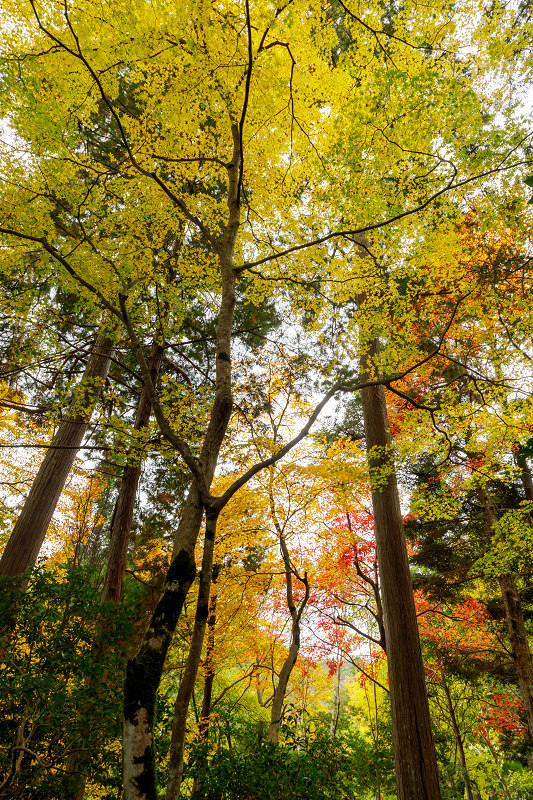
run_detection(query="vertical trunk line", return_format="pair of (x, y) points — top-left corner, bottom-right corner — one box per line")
(123, 120), (241, 800)
(0, 333), (114, 578)
(442, 681), (474, 800)
(198, 563), (220, 743)
(266, 480), (309, 743)
(359, 336), (441, 800)
(102, 336), (163, 603)
(164, 511), (218, 800)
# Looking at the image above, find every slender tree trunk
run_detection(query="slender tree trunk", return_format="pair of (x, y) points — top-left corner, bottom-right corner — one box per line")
(442, 682), (474, 800)
(477, 486), (533, 746)
(164, 511), (218, 800)
(373, 661), (382, 800)
(517, 453), (533, 503)
(359, 335), (442, 800)
(0, 334), (113, 577)
(102, 336), (163, 603)
(267, 528), (309, 743)
(197, 568), (219, 743)
(267, 639), (300, 744)
(191, 565), (220, 796)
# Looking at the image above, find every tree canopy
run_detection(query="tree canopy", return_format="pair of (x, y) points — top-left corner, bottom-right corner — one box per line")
(1, 0), (533, 798)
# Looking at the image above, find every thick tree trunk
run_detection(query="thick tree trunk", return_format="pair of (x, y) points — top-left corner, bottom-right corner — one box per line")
(442, 681), (475, 800)
(477, 486), (533, 745)
(102, 337), (163, 603)
(498, 572), (533, 739)
(359, 337), (442, 800)
(164, 513), (218, 800)
(0, 334), (113, 577)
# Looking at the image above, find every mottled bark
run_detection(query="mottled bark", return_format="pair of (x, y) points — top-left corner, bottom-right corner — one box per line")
(190, 564), (220, 796)
(359, 335), (441, 800)
(124, 548), (197, 800)
(123, 124), (240, 800)
(477, 485), (533, 745)
(0, 334), (113, 578)
(164, 513), (218, 800)
(198, 564), (220, 742)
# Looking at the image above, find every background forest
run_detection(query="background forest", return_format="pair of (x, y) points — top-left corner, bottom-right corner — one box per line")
(1, 0), (533, 798)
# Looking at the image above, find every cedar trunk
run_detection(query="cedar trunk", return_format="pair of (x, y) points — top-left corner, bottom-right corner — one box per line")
(102, 337), (163, 603)
(360, 338), (441, 800)
(0, 334), (113, 577)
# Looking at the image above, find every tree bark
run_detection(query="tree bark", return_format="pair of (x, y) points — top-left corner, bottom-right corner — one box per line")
(267, 525), (309, 743)
(0, 333), (113, 578)
(122, 123), (241, 800)
(198, 564), (220, 743)
(477, 485), (533, 746)
(102, 336), (163, 603)
(164, 513), (218, 800)
(517, 453), (533, 503)
(442, 681), (475, 800)
(359, 335), (442, 800)
(190, 564), (220, 796)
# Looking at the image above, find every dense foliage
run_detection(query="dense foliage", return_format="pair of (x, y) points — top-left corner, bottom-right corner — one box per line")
(1, 0), (533, 798)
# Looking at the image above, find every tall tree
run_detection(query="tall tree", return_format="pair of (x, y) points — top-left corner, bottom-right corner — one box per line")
(0, 332), (113, 577)
(359, 333), (442, 800)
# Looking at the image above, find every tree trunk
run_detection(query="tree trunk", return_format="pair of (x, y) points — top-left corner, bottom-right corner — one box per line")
(442, 681), (474, 800)
(198, 564), (220, 742)
(359, 336), (442, 800)
(517, 453), (533, 503)
(122, 124), (241, 800)
(0, 334), (113, 578)
(164, 511), (218, 800)
(267, 639), (300, 744)
(102, 336), (163, 603)
(477, 486), (533, 746)
(64, 339), (163, 800)
(191, 565), (220, 796)
(267, 526), (309, 743)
